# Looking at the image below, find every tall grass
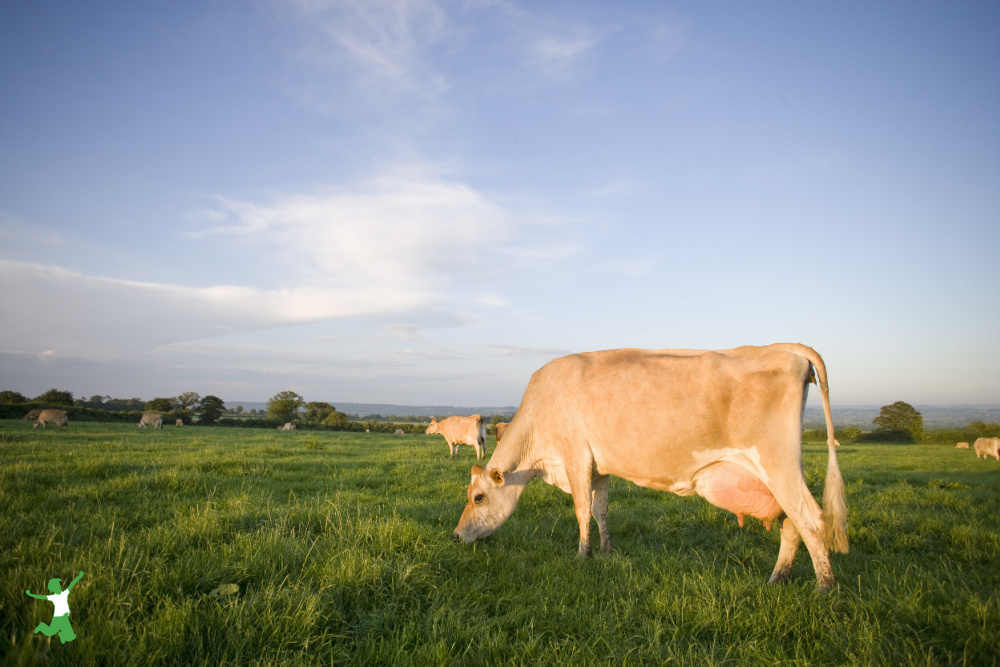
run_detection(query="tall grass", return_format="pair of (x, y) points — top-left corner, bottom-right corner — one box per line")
(1, 422), (997, 665)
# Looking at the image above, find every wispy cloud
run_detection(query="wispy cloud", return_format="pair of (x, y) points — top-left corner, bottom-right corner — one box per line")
(276, 0), (451, 109)
(0, 259), (433, 360)
(190, 169), (512, 294)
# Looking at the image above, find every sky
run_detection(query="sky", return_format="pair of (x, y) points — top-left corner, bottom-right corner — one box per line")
(1, 0), (998, 409)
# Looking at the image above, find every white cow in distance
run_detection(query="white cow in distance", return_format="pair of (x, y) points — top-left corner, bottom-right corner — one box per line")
(453, 343), (849, 591)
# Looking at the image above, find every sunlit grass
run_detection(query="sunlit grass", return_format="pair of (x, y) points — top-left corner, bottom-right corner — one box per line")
(1, 422), (997, 665)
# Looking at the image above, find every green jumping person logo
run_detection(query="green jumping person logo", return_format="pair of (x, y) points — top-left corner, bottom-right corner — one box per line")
(25, 571), (84, 644)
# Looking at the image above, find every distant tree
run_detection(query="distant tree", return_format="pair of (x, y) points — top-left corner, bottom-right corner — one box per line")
(835, 426), (863, 443)
(35, 389), (74, 405)
(267, 391), (304, 423)
(322, 409), (349, 429)
(303, 401), (335, 424)
(175, 392), (201, 411)
(235, 405), (244, 415)
(0, 390), (28, 404)
(873, 401), (924, 442)
(199, 395), (225, 424)
(146, 397), (176, 412)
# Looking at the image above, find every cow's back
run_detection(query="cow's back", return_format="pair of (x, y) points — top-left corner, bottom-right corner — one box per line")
(515, 345), (813, 486)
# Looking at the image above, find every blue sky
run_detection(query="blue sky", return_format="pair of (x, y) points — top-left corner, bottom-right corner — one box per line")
(1, 0), (998, 408)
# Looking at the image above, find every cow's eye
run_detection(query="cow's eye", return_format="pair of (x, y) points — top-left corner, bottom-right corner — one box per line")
(474, 493), (485, 504)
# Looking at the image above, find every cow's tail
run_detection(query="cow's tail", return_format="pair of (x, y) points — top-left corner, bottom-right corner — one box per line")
(780, 344), (849, 554)
(478, 416), (487, 453)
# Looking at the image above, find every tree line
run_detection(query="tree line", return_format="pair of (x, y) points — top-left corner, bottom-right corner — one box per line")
(3, 390), (996, 442)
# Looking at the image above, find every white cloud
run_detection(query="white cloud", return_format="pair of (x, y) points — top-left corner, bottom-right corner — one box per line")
(191, 171), (512, 293)
(276, 0), (451, 109)
(0, 259), (434, 360)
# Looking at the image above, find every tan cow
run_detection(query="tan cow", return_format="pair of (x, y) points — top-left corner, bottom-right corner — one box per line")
(453, 343), (849, 591)
(23, 408), (44, 421)
(956, 441), (969, 449)
(495, 422), (509, 443)
(427, 415), (487, 459)
(33, 409), (68, 429)
(973, 437), (1000, 461)
(176, 419), (184, 427)
(279, 423), (296, 431)
(138, 413), (163, 429)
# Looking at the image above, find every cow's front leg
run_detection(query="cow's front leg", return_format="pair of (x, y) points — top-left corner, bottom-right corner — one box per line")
(768, 517), (800, 584)
(568, 464), (597, 558)
(591, 474), (613, 553)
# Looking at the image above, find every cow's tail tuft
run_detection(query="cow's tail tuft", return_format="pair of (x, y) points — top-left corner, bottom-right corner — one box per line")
(822, 447), (849, 553)
(782, 343), (849, 554)
(806, 345), (849, 554)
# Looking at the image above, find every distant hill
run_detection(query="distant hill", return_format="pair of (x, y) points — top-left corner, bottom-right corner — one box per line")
(803, 405), (1000, 430)
(227, 400), (999, 428)
(226, 401), (518, 419)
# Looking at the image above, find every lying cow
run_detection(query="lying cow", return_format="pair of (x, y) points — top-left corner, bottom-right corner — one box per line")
(33, 409), (68, 429)
(427, 415), (487, 459)
(176, 419), (184, 427)
(138, 413), (163, 429)
(495, 422), (509, 443)
(23, 408), (44, 421)
(956, 441), (970, 449)
(973, 437), (999, 461)
(453, 343), (849, 591)
(278, 423), (296, 431)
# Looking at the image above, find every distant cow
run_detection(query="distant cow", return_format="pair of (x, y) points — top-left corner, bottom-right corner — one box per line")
(279, 423), (296, 431)
(138, 413), (163, 430)
(33, 409), (68, 429)
(23, 408), (44, 421)
(495, 422), (509, 443)
(453, 344), (848, 591)
(956, 441), (970, 449)
(175, 419), (184, 427)
(973, 437), (1000, 461)
(394, 429), (404, 435)
(426, 415), (487, 459)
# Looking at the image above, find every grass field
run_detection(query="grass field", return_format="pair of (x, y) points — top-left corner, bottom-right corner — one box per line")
(1, 421), (998, 666)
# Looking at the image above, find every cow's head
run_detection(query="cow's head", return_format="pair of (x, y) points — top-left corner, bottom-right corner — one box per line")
(425, 418), (439, 435)
(453, 465), (535, 543)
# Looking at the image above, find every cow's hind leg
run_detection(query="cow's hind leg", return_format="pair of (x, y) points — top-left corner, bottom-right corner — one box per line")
(769, 482), (836, 591)
(768, 517), (801, 584)
(591, 474), (614, 553)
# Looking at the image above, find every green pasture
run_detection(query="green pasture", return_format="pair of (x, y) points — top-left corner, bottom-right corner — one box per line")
(1, 421), (997, 665)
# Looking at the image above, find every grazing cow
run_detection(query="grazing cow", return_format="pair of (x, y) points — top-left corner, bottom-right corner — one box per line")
(23, 408), (44, 421)
(176, 419), (184, 427)
(956, 442), (970, 449)
(973, 437), (1000, 461)
(33, 409), (68, 429)
(279, 423), (296, 431)
(453, 344), (849, 591)
(427, 415), (487, 459)
(495, 422), (509, 443)
(394, 429), (405, 435)
(138, 413), (163, 430)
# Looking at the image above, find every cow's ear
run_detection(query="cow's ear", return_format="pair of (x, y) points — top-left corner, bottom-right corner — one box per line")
(489, 468), (505, 485)
(470, 464), (483, 481)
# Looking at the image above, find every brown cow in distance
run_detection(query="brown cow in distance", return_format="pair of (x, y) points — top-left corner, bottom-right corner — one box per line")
(427, 415), (487, 459)
(955, 441), (969, 449)
(495, 422), (509, 443)
(33, 409), (68, 429)
(973, 437), (999, 461)
(23, 408), (44, 421)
